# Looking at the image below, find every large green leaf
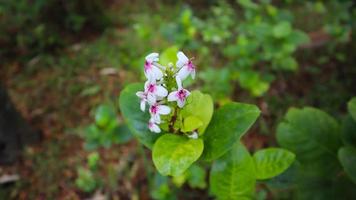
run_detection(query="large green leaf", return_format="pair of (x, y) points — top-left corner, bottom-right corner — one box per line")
(152, 134), (204, 176)
(119, 83), (160, 148)
(348, 97), (356, 121)
(210, 142), (256, 200)
(253, 148), (295, 180)
(201, 102), (260, 161)
(276, 107), (341, 163)
(180, 90), (213, 134)
(338, 146), (356, 184)
(276, 107), (342, 178)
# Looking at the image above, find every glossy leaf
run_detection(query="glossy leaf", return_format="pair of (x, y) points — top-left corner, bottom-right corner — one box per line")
(348, 97), (356, 121)
(210, 142), (256, 200)
(119, 83), (160, 148)
(152, 134), (204, 176)
(253, 148), (295, 180)
(201, 102), (260, 161)
(180, 91), (213, 134)
(338, 146), (356, 184)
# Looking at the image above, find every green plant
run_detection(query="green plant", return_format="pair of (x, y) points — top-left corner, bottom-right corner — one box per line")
(119, 49), (295, 199)
(274, 97), (356, 199)
(80, 103), (132, 150)
(75, 153), (101, 193)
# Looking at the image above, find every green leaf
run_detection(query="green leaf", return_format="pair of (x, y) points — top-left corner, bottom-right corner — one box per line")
(180, 91), (213, 134)
(201, 102), (260, 161)
(253, 148), (295, 180)
(186, 164), (207, 189)
(276, 107), (341, 163)
(210, 142), (256, 200)
(119, 83), (160, 148)
(160, 46), (179, 66)
(341, 116), (356, 147)
(95, 104), (115, 128)
(182, 116), (203, 132)
(338, 146), (356, 184)
(273, 21), (292, 38)
(348, 97), (356, 121)
(152, 134), (204, 176)
(276, 107), (342, 177)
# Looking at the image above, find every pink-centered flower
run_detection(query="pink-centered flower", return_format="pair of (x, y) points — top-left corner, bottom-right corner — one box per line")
(149, 103), (171, 123)
(176, 51), (196, 80)
(144, 53), (163, 80)
(144, 79), (168, 99)
(148, 118), (161, 133)
(168, 77), (190, 108)
(136, 91), (156, 112)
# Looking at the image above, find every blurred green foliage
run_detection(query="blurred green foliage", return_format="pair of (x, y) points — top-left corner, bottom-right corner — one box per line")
(0, 0), (111, 61)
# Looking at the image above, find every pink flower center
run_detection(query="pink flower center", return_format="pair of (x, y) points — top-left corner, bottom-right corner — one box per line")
(187, 61), (195, 71)
(150, 105), (158, 114)
(147, 84), (156, 93)
(144, 60), (152, 72)
(177, 89), (188, 101)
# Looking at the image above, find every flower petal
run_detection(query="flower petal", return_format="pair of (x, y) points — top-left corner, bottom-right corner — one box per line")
(176, 51), (189, 68)
(158, 105), (171, 115)
(151, 123), (161, 133)
(175, 76), (183, 89)
(177, 65), (190, 81)
(140, 100), (146, 112)
(191, 69), (196, 79)
(177, 99), (186, 108)
(145, 52), (159, 62)
(146, 93), (156, 105)
(188, 132), (198, 139)
(136, 91), (145, 98)
(167, 91), (179, 101)
(151, 65), (163, 80)
(156, 85), (168, 97)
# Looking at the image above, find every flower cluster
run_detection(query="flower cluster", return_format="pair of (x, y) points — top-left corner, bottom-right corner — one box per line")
(136, 51), (196, 133)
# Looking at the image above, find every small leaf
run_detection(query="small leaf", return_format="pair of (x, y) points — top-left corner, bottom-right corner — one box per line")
(253, 148), (295, 180)
(338, 146), (356, 184)
(341, 116), (356, 147)
(273, 21), (292, 38)
(201, 102), (260, 161)
(152, 134), (204, 176)
(95, 104), (115, 128)
(119, 83), (160, 148)
(180, 91), (213, 134)
(348, 97), (356, 121)
(182, 116), (203, 132)
(210, 142), (256, 200)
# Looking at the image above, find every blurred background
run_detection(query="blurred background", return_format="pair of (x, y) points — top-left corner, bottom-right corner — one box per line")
(0, 0), (355, 199)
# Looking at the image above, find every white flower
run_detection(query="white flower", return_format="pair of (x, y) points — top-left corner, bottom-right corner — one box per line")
(144, 53), (163, 80)
(176, 51), (196, 80)
(136, 91), (156, 112)
(149, 103), (171, 123)
(148, 118), (161, 133)
(188, 131), (198, 139)
(144, 79), (168, 99)
(167, 77), (190, 108)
